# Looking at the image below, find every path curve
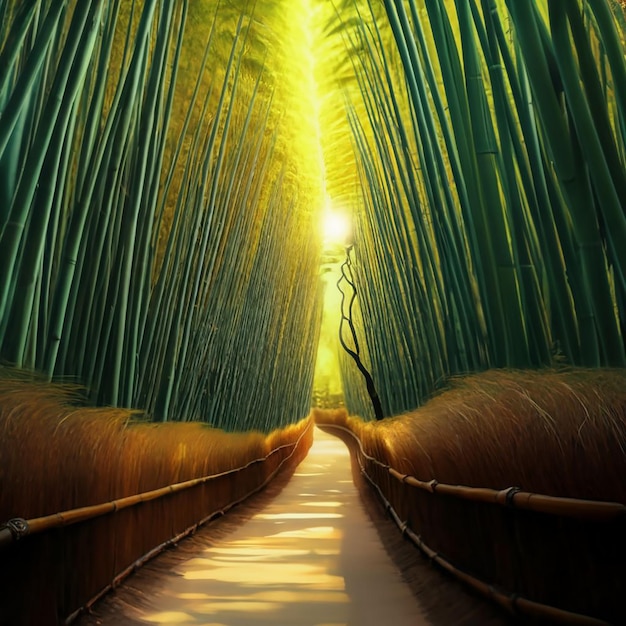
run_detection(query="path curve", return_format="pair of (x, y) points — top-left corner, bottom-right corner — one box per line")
(85, 427), (429, 625)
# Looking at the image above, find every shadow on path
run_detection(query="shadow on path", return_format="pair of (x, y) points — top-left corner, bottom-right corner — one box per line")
(82, 428), (510, 626)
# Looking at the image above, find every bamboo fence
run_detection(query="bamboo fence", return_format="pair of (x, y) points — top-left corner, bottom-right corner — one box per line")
(320, 422), (623, 625)
(0, 418), (313, 624)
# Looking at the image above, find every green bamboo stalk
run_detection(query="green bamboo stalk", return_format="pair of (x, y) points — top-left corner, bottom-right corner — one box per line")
(0, 1), (67, 160)
(0, 2), (37, 108)
(155, 14), (246, 420)
(487, 4), (580, 363)
(171, 69), (266, 418)
(44, 0), (158, 379)
(58, 2), (142, 381)
(555, 1), (626, 297)
(0, 1), (88, 336)
(366, 1), (484, 374)
(347, 102), (427, 411)
(0, 0), (324, 433)
(74, 0), (122, 200)
(116, 3), (179, 407)
(590, 1), (626, 134)
(353, 20), (448, 377)
(350, 66), (441, 395)
(135, 6), (220, 410)
(474, 0), (551, 365)
(3, 98), (78, 367)
(548, 0), (624, 366)
(402, 1), (489, 372)
(347, 23), (437, 405)
(506, 0), (621, 366)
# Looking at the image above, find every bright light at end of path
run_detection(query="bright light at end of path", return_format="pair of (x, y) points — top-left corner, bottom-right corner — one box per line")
(323, 209), (351, 246)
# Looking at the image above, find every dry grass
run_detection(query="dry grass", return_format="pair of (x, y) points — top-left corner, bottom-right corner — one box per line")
(315, 368), (626, 623)
(316, 368), (626, 500)
(0, 371), (312, 625)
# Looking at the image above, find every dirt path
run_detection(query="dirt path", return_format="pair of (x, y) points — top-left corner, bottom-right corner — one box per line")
(86, 427), (430, 625)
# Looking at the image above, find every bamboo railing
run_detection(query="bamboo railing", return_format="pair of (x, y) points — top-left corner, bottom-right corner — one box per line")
(321, 424), (625, 521)
(320, 423), (621, 626)
(0, 434), (308, 549)
(0, 418), (313, 624)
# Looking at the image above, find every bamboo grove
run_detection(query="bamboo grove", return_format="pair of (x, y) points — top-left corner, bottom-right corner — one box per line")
(1, 1), (626, 427)
(0, 0), (324, 431)
(320, 0), (626, 419)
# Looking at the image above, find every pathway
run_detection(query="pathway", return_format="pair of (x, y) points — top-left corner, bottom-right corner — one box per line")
(90, 427), (430, 625)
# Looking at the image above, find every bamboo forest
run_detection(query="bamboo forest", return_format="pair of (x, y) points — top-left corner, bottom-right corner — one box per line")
(1, 1), (625, 624)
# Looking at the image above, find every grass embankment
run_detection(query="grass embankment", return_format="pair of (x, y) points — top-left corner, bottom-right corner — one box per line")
(0, 373), (313, 625)
(316, 368), (626, 623)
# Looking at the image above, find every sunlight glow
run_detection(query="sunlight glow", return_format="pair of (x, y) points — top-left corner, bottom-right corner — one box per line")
(142, 611), (195, 623)
(323, 210), (352, 245)
(255, 512), (342, 519)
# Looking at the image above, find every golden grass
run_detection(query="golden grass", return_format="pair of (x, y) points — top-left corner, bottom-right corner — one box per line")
(315, 368), (626, 623)
(0, 371), (313, 624)
(316, 368), (626, 500)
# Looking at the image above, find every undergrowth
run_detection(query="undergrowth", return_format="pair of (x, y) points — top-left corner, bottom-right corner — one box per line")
(315, 368), (626, 622)
(0, 369), (312, 624)
(317, 368), (626, 501)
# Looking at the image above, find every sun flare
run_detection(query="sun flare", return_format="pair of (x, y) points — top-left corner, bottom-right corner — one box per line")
(323, 210), (351, 245)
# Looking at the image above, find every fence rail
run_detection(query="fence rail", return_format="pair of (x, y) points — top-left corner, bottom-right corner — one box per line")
(0, 418), (313, 624)
(0, 435), (306, 550)
(320, 423), (618, 626)
(323, 423), (625, 521)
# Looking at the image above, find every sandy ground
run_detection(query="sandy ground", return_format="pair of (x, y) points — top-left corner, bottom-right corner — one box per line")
(85, 428), (430, 625)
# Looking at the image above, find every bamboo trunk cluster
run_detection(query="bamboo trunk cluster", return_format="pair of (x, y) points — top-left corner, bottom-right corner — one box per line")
(0, 1), (323, 430)
(325, 0), (626, 418)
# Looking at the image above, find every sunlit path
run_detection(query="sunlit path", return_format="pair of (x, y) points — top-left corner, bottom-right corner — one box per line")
(94, 428), (429, 626)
